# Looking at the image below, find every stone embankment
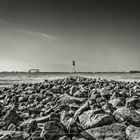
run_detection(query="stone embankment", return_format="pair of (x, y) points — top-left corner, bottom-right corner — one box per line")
(0, 76), (140, 140)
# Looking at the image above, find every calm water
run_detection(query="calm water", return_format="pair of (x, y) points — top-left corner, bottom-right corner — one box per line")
(0, 72), (140, 87)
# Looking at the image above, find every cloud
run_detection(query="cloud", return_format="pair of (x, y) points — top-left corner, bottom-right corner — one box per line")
(0, 19), (55, 40)
(20, 30), (54, 40)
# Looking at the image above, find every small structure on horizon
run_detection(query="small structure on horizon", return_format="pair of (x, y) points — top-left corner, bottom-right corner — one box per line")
(72, 61), (76, 74)
(28, 69), (39, 73)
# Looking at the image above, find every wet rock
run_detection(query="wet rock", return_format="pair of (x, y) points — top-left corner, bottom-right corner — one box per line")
(126, 125), (140, 140)
(79, 109), (114, 129)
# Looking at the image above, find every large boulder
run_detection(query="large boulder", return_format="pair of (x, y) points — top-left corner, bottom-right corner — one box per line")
(114, 107), (140, 126)
(78, 123), (126, 140)
(79, 109), (114, 130)
(60, 111), (81, 134)
(3, 108), (21, 127)
(19, 119), (38, 133)
(40, 121), (65, 140)
(126, 97), (140, 109)
(126, 125), (140, 140)
(109, 97), (126, 108)
(31, 127), (42, 140)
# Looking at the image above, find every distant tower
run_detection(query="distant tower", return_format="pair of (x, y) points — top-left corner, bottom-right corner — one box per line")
(72, 61), (76, 74)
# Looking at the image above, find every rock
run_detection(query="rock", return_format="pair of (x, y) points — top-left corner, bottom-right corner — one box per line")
(18, 96), (28, 102)
(79, 123), (126, 140)
(20, 113), (30, 120)
(100, 88), (111, 100)
(57, 94), (86, 106)
(114, 107), (140, 126)
(0, 131), (29, 140)
(29, 120), (38, 133)
(109, 97), (126, 108)
(60, 111), (81, 134)
(69, 86), (78, 96)
(73, 101), (90, 120)
(31, 130), (42, 140)
(102, 103), (114, 114)
(10, 131), (30, 140)
(0, 134), (11, 140)
(7, 123), (17, 131)
(72, 137), (88, 140)
(59, 136), (71, 140)
(41, 121), (65, 140)
(126, 125), (140, 140)
(0, 122), (5, 129)
(79, 110), (114, 130)
(74, 89), (88, 98)
(3, 108), (21, 127)
(126, 97), (140, 109)
(19, 119), (38, 133)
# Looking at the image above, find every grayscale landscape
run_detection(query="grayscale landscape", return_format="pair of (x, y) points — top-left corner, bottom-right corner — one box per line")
(0, 0), (140, 140)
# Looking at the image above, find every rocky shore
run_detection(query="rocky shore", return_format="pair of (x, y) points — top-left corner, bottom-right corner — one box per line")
(0, 76), (140, 140)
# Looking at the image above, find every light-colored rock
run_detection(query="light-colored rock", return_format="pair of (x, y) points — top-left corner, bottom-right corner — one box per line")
(79, 110), (114, 129)
(126, 125), (140, 140)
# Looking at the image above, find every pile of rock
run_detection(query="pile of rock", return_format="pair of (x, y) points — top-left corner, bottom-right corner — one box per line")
(0, 76), (140, 139)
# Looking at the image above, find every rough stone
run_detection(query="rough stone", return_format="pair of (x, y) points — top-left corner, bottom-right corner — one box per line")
(79, 110), (114, 129)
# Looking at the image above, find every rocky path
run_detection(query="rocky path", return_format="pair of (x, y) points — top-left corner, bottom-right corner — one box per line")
(0, 76), (140, 140)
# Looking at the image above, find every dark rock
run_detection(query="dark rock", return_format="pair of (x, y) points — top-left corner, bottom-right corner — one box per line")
(31, 130), (42, 140)
(29, 120), (38, 133)
(126, 97), (140, 109)
(40, 121), (65, 140)
(3, 108), (21, 127)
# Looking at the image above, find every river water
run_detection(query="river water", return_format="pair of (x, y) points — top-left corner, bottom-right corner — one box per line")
(0, 72), (140, 87)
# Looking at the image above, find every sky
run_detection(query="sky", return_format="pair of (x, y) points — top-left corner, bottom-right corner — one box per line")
(0, 0), (140, 72)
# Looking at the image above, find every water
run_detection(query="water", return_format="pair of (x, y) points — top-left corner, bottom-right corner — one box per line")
(0, 72), (140, 87)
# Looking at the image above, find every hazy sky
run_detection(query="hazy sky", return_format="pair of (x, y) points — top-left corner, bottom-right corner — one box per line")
(0, 0), (140, 72)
